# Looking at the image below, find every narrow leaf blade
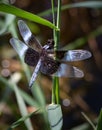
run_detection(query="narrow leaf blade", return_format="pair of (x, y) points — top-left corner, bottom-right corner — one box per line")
(0, 3), (56, 29)
(97, 109), (102, 130)
(9, 109), (39, 129)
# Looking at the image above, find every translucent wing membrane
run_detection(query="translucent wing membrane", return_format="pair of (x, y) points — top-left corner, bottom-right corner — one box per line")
(62, 50), (92, 62)
(54, 63), (84, 78)
(48, 50), (91, 62)
(29, 59), (42, 88)
(18, 20), (42, 51)
(10, 38), (28, 59)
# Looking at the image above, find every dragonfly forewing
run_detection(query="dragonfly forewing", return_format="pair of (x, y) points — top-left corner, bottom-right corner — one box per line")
(10, 38), (28, 59)
(54, 63), (84, 78)
(24, 48), (39, 67)
(18, 20), (42, 51)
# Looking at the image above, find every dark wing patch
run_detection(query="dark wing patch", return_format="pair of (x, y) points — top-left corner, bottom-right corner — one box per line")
(55, 50), (66, 60)
(24, 48), (39, 66)
(40, 56), (60, 75)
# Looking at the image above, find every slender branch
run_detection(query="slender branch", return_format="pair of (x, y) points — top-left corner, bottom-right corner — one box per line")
(51, 0), (61, 104)
(55, 0), (61, 104)
(51, 0), (56, 104)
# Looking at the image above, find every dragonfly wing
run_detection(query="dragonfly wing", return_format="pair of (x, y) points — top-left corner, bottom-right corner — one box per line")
(40, 56), (60, 75)
(29, 59), (42, 88)
(10, 38), (39, 66)
(24, 48), (39, 66)
(18, 20), (42, 51)
(10, 38), (28, 59)
(62, 50), (92, 62)
(53, 63), (84, 78)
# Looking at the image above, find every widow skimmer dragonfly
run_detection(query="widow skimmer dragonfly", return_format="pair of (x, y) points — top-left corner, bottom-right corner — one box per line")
(10, 20), (91, 88)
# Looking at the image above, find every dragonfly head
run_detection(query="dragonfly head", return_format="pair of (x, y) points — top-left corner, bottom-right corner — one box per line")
(46, 39), (54, 49)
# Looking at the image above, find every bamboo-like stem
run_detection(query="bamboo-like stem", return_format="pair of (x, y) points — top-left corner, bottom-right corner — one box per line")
(55, 0), (61, 104)
(51, 0), (56, 104)
(51, 0), (61, 104)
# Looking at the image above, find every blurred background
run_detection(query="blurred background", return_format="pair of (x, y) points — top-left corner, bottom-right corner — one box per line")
(0, 0), (102, 130)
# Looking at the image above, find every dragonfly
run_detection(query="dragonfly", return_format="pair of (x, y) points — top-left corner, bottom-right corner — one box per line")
(10, 20), (92, 88)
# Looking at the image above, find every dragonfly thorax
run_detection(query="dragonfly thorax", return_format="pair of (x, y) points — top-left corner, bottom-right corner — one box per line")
(40, 45), (49, 60)
(40, 39), (54, 58)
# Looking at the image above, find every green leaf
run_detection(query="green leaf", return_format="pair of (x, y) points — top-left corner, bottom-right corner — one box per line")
(31, 82), (46, 106)
(0, 75), (40, 107)
(13, 84), (33, 130)
(96, 109), (102, 130)
(0, 75), (42, 129)
(20, 89), (39, 107)
(0, 3), (56, 29)
(62, 1), (102, 10)
(9, 109), (40, 129)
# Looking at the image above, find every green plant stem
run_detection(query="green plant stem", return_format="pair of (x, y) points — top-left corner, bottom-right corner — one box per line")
(51, 0), (56, 104)
(55, 0), (61, 105)
(51, 0), (61, 104)
(51, 0), (55, 27)
(56, 0), (61, 35)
